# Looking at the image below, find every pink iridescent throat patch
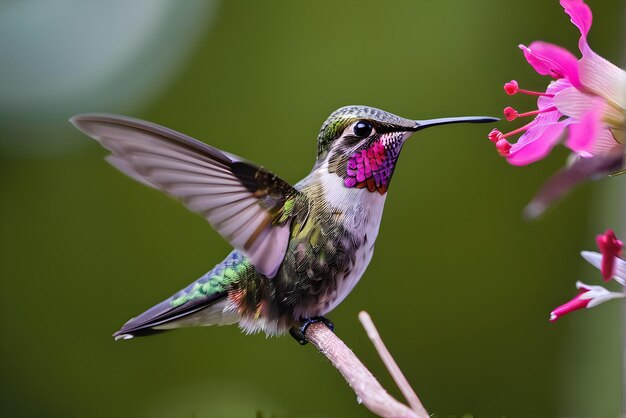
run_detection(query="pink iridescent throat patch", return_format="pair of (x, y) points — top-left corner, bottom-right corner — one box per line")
(344, 136), (402, 194)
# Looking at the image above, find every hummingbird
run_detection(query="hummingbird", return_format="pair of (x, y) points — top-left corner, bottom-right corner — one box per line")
(71, 106), (496, 343)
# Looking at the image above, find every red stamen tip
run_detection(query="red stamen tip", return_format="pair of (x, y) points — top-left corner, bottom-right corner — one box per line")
(504, 80), (519, 95)
(496, 139), (512, 156)
(503, 106), (519, 121)
(488, 129), (503, 143)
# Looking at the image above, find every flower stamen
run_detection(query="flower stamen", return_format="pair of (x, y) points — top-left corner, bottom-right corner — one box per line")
(504, 106), (557, 121)
(498, 121), (535, 139)
(488, 129), (502, 143)
(487, 120), (540, 157)
(504, 80), (554, 97)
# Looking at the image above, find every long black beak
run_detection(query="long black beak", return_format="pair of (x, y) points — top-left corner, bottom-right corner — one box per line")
(412, 116), (499, 131)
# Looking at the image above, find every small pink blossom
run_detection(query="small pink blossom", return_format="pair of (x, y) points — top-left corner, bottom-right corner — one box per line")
(549, 281), (623, 322)
(581, 250), (626, 286)
(596, 229), (623, 281)
(487, 0), (626, 218)
(550, 230), (625, 322)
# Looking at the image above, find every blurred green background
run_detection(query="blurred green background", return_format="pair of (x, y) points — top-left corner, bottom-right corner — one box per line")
(1, 1), (624, 417)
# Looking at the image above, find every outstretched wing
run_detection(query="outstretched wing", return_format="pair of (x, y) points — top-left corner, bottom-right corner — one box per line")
(71, 113), (305, 278)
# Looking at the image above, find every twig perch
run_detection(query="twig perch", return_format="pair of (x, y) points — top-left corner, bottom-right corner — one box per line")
(304, 312), (428, 418)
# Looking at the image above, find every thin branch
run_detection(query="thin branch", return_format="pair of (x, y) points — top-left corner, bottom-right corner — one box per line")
(359, 311), (428, 417)
(304, 314), (428, 418)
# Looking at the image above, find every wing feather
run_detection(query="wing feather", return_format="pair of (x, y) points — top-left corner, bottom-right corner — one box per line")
(71, 113), (305, 277)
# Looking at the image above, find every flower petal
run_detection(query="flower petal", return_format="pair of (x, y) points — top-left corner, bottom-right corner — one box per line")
(555, 85), (624, 135)
(507, 119), (569, 166)
(522, 146), (625, 219)
(581, 251), (626, 285)
(596, 229), (624, 281)
(520, 42), (581, 87)
(579, 49), (626, 109)
(590, 129), (619, 155)
(578, 280), (624, 308)
(559, 0), (592, 51)
(550, 285), (590, 322)
(553, 86), (595, 119)
(581, 250), (603, 269)
(565, 99), (604, 153)
(615, 257), (626, 285)
(535, 79), (571, 112)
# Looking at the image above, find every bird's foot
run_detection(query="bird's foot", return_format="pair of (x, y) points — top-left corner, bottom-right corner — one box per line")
(289, 316), (334, 345)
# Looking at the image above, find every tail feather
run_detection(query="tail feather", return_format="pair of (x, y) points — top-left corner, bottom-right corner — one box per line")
(113, 292), (230, 339)
(113, 250), (250, 340)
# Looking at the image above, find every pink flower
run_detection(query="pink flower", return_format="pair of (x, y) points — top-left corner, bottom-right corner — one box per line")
(549, 281), (623, 322)
(596, 229), (623, 281)
(581, 250), (626, 286)
(550, 230), (625, 322)
(487, 0), (626, 218)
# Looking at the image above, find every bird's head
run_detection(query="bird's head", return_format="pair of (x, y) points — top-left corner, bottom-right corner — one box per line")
(316, 105), (496, 194)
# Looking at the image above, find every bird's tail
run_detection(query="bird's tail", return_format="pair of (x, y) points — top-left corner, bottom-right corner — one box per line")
(113, 251), (248, 340)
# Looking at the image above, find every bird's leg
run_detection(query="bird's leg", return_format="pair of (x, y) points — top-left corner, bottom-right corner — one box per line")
(289, 316), (334, 345)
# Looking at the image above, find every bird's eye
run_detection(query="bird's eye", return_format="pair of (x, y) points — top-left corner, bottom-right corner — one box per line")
(353, 120), (373, 138)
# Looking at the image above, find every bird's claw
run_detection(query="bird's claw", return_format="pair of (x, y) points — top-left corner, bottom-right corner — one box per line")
(289, 316), (334, 345)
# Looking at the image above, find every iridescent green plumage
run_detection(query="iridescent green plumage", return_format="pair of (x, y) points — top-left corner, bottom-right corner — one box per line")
(170, 256), (250, 308)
